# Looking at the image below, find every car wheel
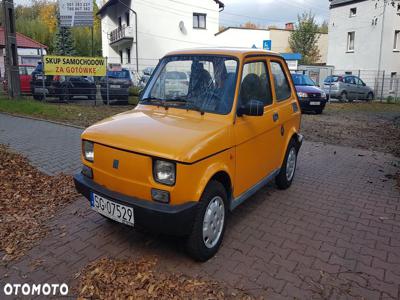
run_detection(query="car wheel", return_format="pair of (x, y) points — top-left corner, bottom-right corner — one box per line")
(186, 180), (227, 262)
(340, 92), (348, 103)
(315, 108), (323, 114)
(275, 139), (298, 190)
(366, 92), (374, 102)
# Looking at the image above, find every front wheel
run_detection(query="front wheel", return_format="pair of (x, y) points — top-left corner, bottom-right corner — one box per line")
(275, 139), (298, 190)
(340, 92), (348, 103)
(186, 181), (227, 262)
(366, 92), (374, 102)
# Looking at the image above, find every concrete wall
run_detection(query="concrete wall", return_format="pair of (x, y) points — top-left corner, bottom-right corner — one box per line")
(327, 0), (400, 75)
(214, 28), (328, 64)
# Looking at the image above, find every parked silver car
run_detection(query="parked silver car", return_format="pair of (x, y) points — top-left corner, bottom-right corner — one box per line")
(323, 75), (374, 102)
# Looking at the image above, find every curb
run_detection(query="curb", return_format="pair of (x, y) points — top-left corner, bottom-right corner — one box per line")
(0, 112), (86, 130)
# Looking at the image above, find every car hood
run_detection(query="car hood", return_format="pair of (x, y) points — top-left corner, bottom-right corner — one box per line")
(82, 107), (233, 163)
(295, 85), (323, 93)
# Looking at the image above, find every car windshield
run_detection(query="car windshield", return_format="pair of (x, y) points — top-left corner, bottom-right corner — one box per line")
(324, 75), (341, 83)
(107, 69), (130, 79)
(292, 74), (316, 86)
(141, 55), (238, 115)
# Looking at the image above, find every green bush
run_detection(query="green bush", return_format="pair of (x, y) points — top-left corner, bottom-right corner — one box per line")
(128, 96), (139, 106)
(129, 86), (142, 97)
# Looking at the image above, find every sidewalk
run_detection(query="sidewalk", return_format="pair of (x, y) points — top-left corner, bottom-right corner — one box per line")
(1, 113), (399, 299)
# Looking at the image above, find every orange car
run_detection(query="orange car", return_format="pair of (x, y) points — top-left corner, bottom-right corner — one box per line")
(74, 48), (303, 261)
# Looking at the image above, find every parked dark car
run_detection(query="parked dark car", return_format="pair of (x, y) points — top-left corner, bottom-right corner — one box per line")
(323, 75), (374, 102)
(30, 62), (96, 101)
(100, 68), (133, 103)
(292, 73), (327, 114)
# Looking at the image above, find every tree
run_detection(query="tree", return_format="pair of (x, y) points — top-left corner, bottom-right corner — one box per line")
(241, 21), (259, 29)
(289, 12), (321, 65)
(53, 14), (76, 56)
(319, 20), (329, 34)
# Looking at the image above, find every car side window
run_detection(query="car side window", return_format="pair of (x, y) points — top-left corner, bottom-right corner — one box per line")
(345, 76), (355, 84)
(270, 61), (292, 102)
(239, 61), (272, 107)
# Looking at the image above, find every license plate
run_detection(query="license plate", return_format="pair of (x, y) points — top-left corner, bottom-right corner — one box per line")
(310, 101), (320, 106)
(91, 193), (134, 226)
(110, 85), (120, 89)
(37, 75), (44, 80)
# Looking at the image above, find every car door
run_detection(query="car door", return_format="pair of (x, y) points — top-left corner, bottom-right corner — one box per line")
(355, 77), (368, 99)
(233, 58), (282, 199)
(269, 59), (299, 166)
(18, 66), (29, 93)
(345, 76), (357, 100)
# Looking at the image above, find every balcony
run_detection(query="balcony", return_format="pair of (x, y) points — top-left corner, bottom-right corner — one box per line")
(109, 25), (134, 46)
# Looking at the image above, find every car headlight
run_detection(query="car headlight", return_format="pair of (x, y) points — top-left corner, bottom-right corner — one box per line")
(297, 92), (308, 98)
(83, 140), (94, 162)
(321, 91), (327, 99)
(153, 160), (176, 186)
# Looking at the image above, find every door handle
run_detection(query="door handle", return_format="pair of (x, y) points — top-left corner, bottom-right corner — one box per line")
(273, 112), (279, 122)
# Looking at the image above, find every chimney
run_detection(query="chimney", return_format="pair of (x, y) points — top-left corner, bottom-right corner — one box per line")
(285, 23), (294, 30)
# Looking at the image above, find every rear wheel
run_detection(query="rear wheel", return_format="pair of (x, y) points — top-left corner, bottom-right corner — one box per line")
(275, 139), (298, 190)
(186, 180), (227, 262)
(33, 94), (43, 101)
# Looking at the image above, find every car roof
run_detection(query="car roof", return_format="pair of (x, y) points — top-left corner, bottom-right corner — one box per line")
(164, 47), (282, 60)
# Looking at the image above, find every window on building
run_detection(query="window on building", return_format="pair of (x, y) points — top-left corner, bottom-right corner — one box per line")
(390, 72), (397, 90)
(118, 16), (122, 28)
(126, 48), (131, 64)
(270, 61), (292, 102)
(347, 32), (355, 52)
(239, 61), (272, 107)
(350, 7), (357, 17)
(193, 13), (206, 29)
(394, 30), (400, 51)
(125, 12), (130, 27)
(119, 50), (123, 64)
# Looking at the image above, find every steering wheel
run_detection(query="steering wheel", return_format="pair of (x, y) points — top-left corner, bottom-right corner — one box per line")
(199, 90), (228, 113)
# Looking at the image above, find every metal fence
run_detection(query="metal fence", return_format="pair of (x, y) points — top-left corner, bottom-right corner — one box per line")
(297, 67), (400, 102)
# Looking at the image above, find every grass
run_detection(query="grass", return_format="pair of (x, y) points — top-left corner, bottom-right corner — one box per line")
(0, 98), (131, 127)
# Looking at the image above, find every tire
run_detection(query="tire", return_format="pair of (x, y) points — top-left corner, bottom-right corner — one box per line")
(366, 92), (374, 102)
(275, 139), (298, 190)
(340, 92), (348, 103)
(186, 180), (227, 262)
(315, 108), (323, 114)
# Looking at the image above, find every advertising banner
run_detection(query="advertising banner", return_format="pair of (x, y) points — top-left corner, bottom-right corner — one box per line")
(44, 55), (107, 77)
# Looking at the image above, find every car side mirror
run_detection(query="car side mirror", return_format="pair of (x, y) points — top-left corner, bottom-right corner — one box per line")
(238, 99), (264, 117)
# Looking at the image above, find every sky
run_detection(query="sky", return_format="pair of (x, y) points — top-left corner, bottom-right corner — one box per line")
(14, 0), (330, 27)
(219, 0), (330, 27)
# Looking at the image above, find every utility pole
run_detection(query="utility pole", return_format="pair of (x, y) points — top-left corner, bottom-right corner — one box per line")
(2, 0), (20, 98)
(377, 0), (387, 77)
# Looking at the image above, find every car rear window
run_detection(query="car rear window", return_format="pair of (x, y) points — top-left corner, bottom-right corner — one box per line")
(165, 71), (187, 80)
(107, 69), (130, 79)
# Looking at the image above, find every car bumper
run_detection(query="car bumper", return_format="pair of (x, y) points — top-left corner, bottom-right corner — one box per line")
(101, 88), (129, 99)
(298, 99), (327, 111)
(73, 173), (198, 236)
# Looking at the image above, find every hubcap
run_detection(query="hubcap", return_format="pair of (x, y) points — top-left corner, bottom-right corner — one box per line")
(202, 196), (225, 249)
(286, 147), (297, 181)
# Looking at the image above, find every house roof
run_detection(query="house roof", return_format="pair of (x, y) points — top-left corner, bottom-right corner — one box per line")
(98, 0), (224, 16)
(329, 0), (368, 9)
(0, 27), (47, 49)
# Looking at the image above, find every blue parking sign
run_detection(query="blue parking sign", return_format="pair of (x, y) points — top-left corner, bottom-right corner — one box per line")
(263, 40), (272, 50)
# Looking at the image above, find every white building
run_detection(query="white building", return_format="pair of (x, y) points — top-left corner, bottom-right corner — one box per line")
(214, 25), (328, 65)
(97, 0), (224, 73)
(327, 0), (400, 78)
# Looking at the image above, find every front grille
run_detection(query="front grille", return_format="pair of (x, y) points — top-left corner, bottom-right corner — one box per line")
(308, 93), (321, 99)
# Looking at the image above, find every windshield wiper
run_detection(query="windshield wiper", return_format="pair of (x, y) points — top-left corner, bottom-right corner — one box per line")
(185, 101), (205, 115)
(140, 97), (169, 109)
